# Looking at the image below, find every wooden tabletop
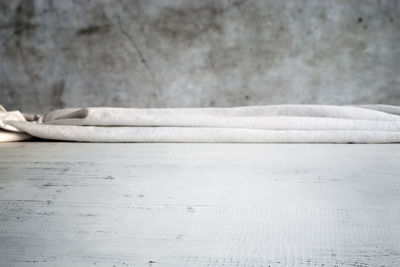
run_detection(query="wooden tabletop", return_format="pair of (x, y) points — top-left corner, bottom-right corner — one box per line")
(0, 142), (399, 266)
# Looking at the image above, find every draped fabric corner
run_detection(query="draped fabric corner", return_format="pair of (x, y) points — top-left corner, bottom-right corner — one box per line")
(0, 105), (33, 142)
(1, 104), (400, 143)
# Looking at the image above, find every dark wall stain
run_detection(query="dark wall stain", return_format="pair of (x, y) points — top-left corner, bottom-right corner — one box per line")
(151, 6), (223, 43)
(13, 0), (37, 37)
(76, 25), (110, 36)
(50, 80), (66, 108)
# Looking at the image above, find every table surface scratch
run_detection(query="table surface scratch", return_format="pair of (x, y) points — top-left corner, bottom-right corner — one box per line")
(0, 142), (400, 266)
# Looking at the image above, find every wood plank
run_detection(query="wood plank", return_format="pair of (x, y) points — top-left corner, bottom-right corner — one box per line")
(0, 143), (399, 266)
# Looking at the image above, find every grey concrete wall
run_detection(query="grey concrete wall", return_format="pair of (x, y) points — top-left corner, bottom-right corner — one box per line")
(0, 0), (399, 113)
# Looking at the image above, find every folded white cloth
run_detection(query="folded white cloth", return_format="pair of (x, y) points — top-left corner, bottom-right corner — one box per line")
(0, 105), (33, 142)
(1, 105), (400, 143)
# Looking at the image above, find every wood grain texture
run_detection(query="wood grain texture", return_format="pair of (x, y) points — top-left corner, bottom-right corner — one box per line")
(0, 143), (399, 266)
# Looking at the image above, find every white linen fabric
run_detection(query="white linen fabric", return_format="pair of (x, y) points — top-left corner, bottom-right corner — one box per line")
(0, 105), (32, 142)
(1, 105), (400, 143)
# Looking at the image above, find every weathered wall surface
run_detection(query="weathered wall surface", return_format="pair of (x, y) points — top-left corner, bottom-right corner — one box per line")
(0, 0), (399, 113)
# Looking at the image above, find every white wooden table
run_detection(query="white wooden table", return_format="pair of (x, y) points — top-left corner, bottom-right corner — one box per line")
(0, 143), (399, 266)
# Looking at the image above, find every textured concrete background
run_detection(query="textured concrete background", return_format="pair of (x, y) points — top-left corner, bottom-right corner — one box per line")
(0, 0), (399, 113)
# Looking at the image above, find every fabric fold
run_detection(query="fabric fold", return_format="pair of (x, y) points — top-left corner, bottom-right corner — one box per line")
(4, 120), (400, 143)
(1, 104), (400, 143)
(42, 105), (400, 124)
(0, 105), (33, 142)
